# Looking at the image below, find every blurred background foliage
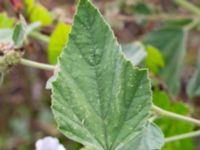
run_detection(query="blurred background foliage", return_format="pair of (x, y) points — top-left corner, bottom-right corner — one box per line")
(1, 0), (200, 149)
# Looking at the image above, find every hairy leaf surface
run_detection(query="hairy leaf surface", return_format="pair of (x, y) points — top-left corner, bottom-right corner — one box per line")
(52, 0), (152, 150)
(122, 123), (164, 150)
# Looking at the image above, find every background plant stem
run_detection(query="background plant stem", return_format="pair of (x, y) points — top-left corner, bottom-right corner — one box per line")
(165, 130), (200, 143)
(174, 0), (200, 16)
(30, 31), (49, 43)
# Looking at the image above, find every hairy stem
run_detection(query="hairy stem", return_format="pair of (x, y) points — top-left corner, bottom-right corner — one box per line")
(165, 130), (200, 143)
(174, 0), (200, 17)
(152, 105), (200, 126)
(20, 58), (55, 71)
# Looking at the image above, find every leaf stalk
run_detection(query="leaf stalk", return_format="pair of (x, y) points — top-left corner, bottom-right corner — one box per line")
(20, 58), (55, 71)
(152, 104), (200, 126)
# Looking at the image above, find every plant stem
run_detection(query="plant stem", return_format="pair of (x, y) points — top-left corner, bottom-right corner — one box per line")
(30, 31), (49, 43)
(174, 0), (200, 17)
(165, 130), (200, 143)
(152, 105), (200, 126)
(20, 58), (55, 71)
(116, 13), (197, 22)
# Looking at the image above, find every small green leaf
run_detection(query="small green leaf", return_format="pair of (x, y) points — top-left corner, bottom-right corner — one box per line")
(187, 55), (200, 99)
(25, 0), (53, 26)
(0, 12), (15, 28)
(12, 16), (27, 48)
(144, 27), (186, 95)
(122, 42), (147, 66)
(145, 45), (165, 74)
(51, 0), (153, 150)
(153, 90), (194, 150)
(12, 16), (39, 48)
(25, 0), (34, 12)
(48, 22), (71, 64)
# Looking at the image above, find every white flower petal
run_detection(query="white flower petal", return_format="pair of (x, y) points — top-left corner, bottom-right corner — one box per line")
(35, 136), (66, 150)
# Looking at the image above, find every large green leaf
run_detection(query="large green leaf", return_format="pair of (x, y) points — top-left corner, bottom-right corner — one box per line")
(51, 0), (153, 150)
(144, 28), (186, 95)
(187, 55), (200, 99)
(153, 90), (194, 150)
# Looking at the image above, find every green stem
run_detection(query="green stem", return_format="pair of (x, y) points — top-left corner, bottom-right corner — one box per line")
(117, 13), (197, 21)
(165, 130), (200, 143)
(30, 31), (49, 43)
(20, 58), (55, 71)
(174, 0), (200, 16)
(152, 105), (200, 126)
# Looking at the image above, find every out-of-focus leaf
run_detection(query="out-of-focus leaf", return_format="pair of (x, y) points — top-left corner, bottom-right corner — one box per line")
(133, 3), (152, 15)
(145, 45), (165, 74)
(48, 22), (71, 64)
(122, 42), (147, 66)
(164, 19), (193, 28)
(25, 0), (53, 26)
(187, 55), (200, 99)
(26, 22), (41, 34)
(12, 16), (39, 48)
(0, 22), (39, 45)
(0, 29), (13, 42)
(144, 27), (186, 96)
(123, 123), (164, 150)
(153, 90), (194, 150)
(25, 0), (34, 12)
(0, 12), (15, 28)
(51, 0), (153, 149)
(12, 16), (27, 47)
(9, 106), (31, 139)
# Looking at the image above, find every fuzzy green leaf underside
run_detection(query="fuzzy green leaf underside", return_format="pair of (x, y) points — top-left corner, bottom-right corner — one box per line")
(51, 0), (154, 150)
